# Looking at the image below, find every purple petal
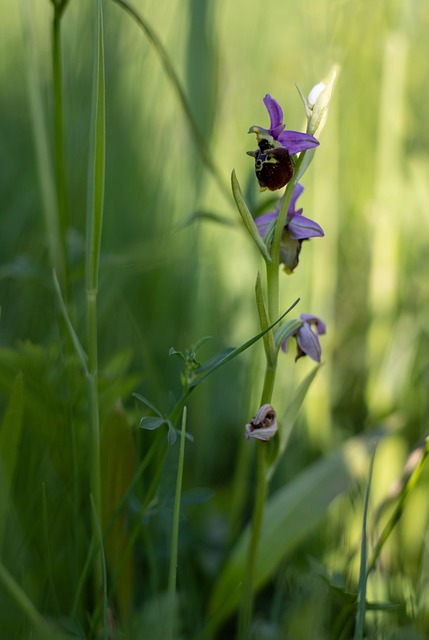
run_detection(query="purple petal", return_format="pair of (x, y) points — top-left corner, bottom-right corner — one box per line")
(296, 323), (322, 363)
(263, 94), (284, 134)
(277, 130), (320, 154)
(287, 214), (325, 240)
(288, 184), (304, 214)
(254, 211), (278, 237)
(300, 314), (326, 335)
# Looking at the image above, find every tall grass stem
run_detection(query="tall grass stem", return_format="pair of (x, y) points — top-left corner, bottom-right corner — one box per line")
(86, 0), (106, 605)
(51, 0), (70, 298)
(19, 0), (66, 287)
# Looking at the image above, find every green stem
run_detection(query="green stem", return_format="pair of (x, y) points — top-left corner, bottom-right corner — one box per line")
(167, 407), (188, 638)
(86, 0), (105, 608)
(168, 407), (187, 593)
(19, 0), (66, 286)
(238, 447), (268, 638)
(239, 149), (312, 636)
(51, 1), (70, 298)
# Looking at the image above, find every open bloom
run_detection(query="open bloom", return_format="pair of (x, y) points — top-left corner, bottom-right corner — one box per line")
(282, 313), (326, 363)
(247, 94), (319, 191)
(254, 184), (324, 273)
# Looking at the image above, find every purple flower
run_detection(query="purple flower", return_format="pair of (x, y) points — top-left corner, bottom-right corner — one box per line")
(254, 184), (324, 273)
(282, 313), (326, 363)
(247, 95), (319, 191)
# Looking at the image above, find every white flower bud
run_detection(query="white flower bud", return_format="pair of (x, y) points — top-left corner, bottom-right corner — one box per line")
(307, 82), (326, 108)
(307, 65), (340, 137)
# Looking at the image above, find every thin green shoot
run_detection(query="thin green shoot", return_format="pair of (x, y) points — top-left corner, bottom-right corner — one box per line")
(354, 445), (377, 640)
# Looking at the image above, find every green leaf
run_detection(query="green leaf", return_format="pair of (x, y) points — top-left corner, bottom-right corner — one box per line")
(53, 270), (88, 375)
(267, 365), (320, 481)
(195, 299), (300, 383)
(274, 318), (303, 349)
(208, 431), (386, 631)
(168, 347), (186, 361)
(140, 416), (166, 431)
(295, 147), (316, 182)
(86, 0), (106, 293)
(255, 272), (276, 367)
(167, 422), (177, 446)
(133, 393), (164, 417)
(231, 170), (272, 262)
(354, 446), (377, 640)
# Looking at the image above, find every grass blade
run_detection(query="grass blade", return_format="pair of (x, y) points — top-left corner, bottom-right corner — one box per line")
(267, 365), (320, 481)
(354, 445), (377, 640)
(86, 0), (106, 608)
(168, 407), (187, 594)
(19, 0), (65, 285)
(208, 431), (385, 631)
(231, 170), (272, 263)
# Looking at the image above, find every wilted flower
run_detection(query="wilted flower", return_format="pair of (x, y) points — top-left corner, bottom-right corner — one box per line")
(247, 94), (319, 191)
(245, 404), (278, 442)
(282, 313), (326, 363)
(254, 184), (324, 273)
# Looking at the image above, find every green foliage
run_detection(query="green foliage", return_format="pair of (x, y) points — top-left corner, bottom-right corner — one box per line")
(0, 0), (429, 637)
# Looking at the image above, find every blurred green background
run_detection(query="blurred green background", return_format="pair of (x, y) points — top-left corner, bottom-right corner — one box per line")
(1, 0), (429, 637)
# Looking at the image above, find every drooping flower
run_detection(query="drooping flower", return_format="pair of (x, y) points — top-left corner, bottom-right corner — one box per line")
(282, 313), (326, 363)
(247, 94), (319, 191)
(254, 184), (324, 273)
(245, 404), (278, 442)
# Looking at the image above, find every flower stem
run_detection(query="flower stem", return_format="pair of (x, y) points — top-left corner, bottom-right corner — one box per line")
(167, 407), (188, 639)
(238, 445), (268, 639)
(239, 150), (311, 636)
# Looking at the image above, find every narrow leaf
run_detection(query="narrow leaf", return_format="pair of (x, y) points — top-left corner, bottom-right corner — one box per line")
(53, 270), (88, 375)
(208, 431), (386, 631)
(195, 299), (300, 383)
(354, 446), (377, 640)
(86, 0), (106, 292)
(140, 416), (165, 431)
(255, 272), (276, 367)
(133, 392), (163, 417)
(274, 318), (303, 349)
(231, 170), (272, 262)
(267, 365), (320, 481)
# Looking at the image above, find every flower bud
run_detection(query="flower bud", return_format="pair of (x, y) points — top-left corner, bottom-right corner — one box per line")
(307, 65), (339, 137)
(245, 404), (277, 442)
(307, 82), (326, 108)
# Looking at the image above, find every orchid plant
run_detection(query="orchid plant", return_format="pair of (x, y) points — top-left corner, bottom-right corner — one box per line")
(232, 74), (336, 637)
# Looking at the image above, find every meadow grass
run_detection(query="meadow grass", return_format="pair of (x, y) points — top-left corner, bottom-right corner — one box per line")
(1, 0), (429, 638)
